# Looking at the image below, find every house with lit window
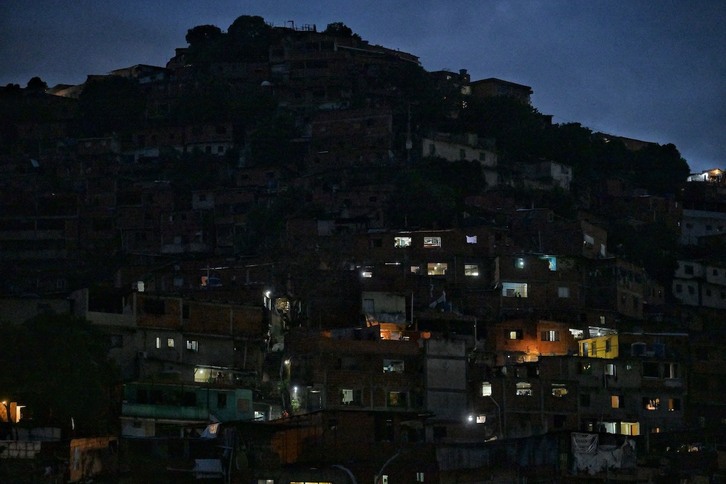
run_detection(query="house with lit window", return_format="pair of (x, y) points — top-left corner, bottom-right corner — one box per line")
(355, 227), (499, 318)
(575, 330), (689, 436)
(496, 252), (585, 321)
(486, 319), (578, 366)
(78, 288), (266, 391)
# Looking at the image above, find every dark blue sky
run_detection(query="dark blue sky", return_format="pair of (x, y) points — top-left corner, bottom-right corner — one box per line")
(1, 0), (724, 172)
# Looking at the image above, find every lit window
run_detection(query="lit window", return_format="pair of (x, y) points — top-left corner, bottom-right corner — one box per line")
(167, 338), (175, 348)
(507, 329), (523, 340)
(668, 398), (681, 412)
(540, 255), (557, 271)
(361, 267), (373, 278)
(611, 395), (623, 408)
(466, 235), (477, 244)
(665, 363), (679, 379)
(516, 382), (532, 396)
(604, 363), (616, 376)
(515, 257), (525, 269)
(481, 382), (492, 396)
(557, 286), (569, 298)
(502, 282), (527, 297)
(541, 330), (560, 342)
(416, 472), (425, 482)
(155, 337), (161, 349)
(383, 359), (404, 373)
(423, 236), (441, 248)
(387, 391), (407, 407)
(394, 236), (412, 248)
(427, 263), (448, 276)
(620, 421), (640, 436)
(186, 340), (199, 352)
(551, 384), (568, 397)
(343, 388), (362, 406)
(410, 265), (420, 274)
(464, 264), (479, 277)
(475, 415), (487, 424)
(643, 397), (660, 411)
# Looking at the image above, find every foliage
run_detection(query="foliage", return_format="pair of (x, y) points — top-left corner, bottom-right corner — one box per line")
(387, 159), (486, 228)
(77, 75), (145, 137)
(323, 22), (361, 41)
(0, 314), (118, 435)
(608, 220), (681, 290)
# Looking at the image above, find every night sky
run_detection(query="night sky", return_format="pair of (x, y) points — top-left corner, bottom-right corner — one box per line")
(1, 0), (724, 173)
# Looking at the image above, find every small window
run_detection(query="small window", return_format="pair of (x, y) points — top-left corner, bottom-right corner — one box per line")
(667, 398), (681, 412)
(464, 264), (479, 277)
(155, 337), (161, 349)
(580, 393), (591, 407)
(557, 286), (570, 298)
(604, 363), (616, 376)
(186, 340), (199, 352)
(341, 388), (362, 406)
(481, 382), (492, 397)
(502, 282), (528, 297)
(516, 382), (532, 396)
(643, 362), (659, 378)
(611, 395), (623, 408)
(515, 257), (525, 269)
(217, 392), (227, 409)
(383, 359), (404, 373)
(427, 263), (448, 276)
(466, 235), (477, 244)
(410, 265), (420, 274)
(507, 329), (523, 340)
(167, 338), (175, 348)
(541, 330), (560, 342)
(394, 236), (412, 248)
(387, 391), (408, 407)
(551, 383), (568, 397)
(643, 397), (660, 411)
(423, 237), (442, 248)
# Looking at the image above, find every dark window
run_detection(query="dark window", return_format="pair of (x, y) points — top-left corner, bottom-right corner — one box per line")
(580, 393), (591, 407)
(143, 299), (165, 315)
(110, 334), (123, 348)
(182, 392), (196, 406)
(218, 392), (227, 409)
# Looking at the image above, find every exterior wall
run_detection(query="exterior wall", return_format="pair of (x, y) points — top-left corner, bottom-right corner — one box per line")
(680, 209), (726, 245)
(581, 220), (608, 259)
(425, 339), (468, 420)
(497, 254), (584, 319)
(422, 136), (497, 168)
(285, 330), (426, 413)
(488, 320), (577, 365)
(469, 78), (533, 104)
(307, 108), (393, 168)
(578, 335), (619, 359)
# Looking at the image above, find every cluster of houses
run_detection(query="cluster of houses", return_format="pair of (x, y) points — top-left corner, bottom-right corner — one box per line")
(2, 18), (726, 483)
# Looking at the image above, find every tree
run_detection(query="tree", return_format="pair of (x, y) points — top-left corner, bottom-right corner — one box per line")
(0, 314), (118, 435)
(185, 24), (223, 46)
(227, 15), (275, 62)
(77, 76), (145, 137)
(323, 22), (356, 38)
(26, 76), (48, 92)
